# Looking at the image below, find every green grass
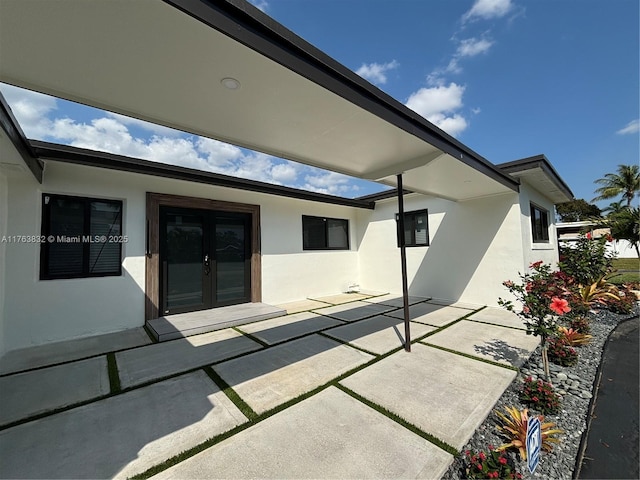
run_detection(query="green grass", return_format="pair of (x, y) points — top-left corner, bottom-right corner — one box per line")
(612, 258), (640, 271)
(608, 272), (640, 285)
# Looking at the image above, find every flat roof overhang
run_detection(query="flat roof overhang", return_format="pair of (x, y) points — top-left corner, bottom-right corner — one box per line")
(0, 0), (519, 201)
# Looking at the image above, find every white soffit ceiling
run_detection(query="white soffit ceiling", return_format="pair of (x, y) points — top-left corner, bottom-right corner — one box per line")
(0, 0), (514, 200)
(510, 169), (572, 204)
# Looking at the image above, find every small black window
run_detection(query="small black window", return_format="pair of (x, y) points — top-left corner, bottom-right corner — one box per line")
(396, 209), (429, 247)
(302, 215), (349, 250)
(40, 194), (123, 279)
(530, 204), (550, 243)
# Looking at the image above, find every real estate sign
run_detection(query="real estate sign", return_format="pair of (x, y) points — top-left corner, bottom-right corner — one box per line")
(527, 416), (542, 473)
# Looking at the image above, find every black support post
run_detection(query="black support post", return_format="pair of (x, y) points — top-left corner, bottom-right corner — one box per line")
(396, 174), (411, 352)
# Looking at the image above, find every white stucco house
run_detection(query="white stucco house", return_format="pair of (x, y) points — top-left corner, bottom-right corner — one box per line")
(0, 0), (573, 356)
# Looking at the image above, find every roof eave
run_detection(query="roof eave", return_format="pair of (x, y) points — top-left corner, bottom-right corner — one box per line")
(30, 140), (376, 210)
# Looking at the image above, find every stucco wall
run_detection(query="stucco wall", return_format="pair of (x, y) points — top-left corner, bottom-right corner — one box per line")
(518, 182), (559, 268)
(356, 192), (524, 307)
(3, 161), (359, 350)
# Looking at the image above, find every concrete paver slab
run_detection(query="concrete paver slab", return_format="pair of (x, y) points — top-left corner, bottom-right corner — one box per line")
(275, 299), (332, 314)
(308, 293), (374, 305)
(152, 386), (453, 479)
(386, 302), (470, 327)
(466, 307), (527, 329)
(0, 327), (151, 374)
(116, 329), (262, 389)
(237, 311), (343, 345)
(340, 343), (517, 450)
(213, 335), (373, 414)
(427, 299), (479, 310)
(312, 301), (397, 322)
(424, 320), (539, 367)
(0, 356), (110, 426)
(363, 294), (430, 307)
(0, 371), (247, 479)
(324, 316), (437, 354)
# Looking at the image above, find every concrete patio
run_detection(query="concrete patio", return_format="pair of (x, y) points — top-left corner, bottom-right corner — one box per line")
(0, 293), (536, 479)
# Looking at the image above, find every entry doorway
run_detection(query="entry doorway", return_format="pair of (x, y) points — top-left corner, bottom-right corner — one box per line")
(160, 207), (251, 315)
(145, 193), (262, 321)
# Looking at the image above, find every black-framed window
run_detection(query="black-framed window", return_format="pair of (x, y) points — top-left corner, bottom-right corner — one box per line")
(530, 203), (550, 243)
(396, 209), (429, 247)
(40, 194), (123, 279)
(302, 215), (349, 250)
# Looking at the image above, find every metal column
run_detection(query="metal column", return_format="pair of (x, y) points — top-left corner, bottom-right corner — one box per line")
(396, 174), (411, 352)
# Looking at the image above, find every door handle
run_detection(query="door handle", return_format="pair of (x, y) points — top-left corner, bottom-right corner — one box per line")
(204, 254), (210, 275)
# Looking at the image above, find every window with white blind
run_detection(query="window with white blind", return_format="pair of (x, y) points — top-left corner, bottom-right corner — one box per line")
(40, 194), (123, 279)
(396, 209), (429, 247)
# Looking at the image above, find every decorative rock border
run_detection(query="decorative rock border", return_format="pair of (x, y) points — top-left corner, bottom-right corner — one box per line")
(442, 304), (639, 480)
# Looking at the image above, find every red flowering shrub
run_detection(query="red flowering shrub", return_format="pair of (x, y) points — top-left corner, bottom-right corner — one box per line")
(605, 284), (637, 314)
(569, 316), (591, 335)
(520, 376), (561, 414)
(547, 336), (578, 367)
(499, 262), (575, 378)
(464, 447), (522, 479)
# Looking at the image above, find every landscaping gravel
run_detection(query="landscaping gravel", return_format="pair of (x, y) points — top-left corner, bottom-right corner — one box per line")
(442, 304), (639, 480)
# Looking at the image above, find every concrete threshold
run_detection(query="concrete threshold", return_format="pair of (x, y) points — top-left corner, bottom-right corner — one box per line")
(146, 303), (286, 342)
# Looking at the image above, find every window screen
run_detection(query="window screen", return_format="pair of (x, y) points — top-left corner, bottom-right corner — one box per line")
(302, 215), (349, 250)
(41, 194), (123, 279)
(530, 204), (550, 243)
(396, 209), (429, 247)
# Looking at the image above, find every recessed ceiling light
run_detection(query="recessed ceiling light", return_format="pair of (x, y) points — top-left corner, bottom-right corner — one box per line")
(221, 77), (241, 90)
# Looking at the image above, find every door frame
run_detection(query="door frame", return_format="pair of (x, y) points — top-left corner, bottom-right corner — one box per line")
(145, 192), (261, 321)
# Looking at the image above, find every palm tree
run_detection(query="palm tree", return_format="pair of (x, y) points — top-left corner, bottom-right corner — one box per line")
(592, 164), (640, 207)
(601, 199), (626, 216)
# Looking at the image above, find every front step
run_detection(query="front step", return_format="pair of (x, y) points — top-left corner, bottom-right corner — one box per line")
(146, 303), (287, 342)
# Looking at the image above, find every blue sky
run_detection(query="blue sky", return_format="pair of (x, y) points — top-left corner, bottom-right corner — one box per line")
(2, 0), (638, 207)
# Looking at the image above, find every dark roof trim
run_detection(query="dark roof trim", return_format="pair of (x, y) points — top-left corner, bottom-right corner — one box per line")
(164, 0), (519, 193)
(356, 188), (411, 202)
(0, 92), (43, 183)
(30, 141), (376, 210)
(497, 154), (574, 202)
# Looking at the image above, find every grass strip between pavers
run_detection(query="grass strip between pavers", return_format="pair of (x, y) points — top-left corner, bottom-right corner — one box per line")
(106, 352), (121, 393)
(420, 342), (520, 371)
(123, 306), (489, 478)
(129, 382), (336, 479)
(203, 366), (258, 421)
(231, 326), (269, 348)
(334, 383), (459, 456)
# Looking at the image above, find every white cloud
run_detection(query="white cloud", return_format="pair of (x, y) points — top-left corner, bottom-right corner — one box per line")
(248, 0), (269, 12)
(405, 83), (468, 136)
(303, 171), (357, 195)
(1, 83), (57, 138)
(462, 0), (513, 23)
(106, 112), (182, 137)
(356, 60), (399, 85)
(616, 119), (640, 135)
(456, 38), (494, 57)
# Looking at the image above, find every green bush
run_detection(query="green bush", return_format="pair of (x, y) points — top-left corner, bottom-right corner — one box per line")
(559, 234), (614, 285)
(520, 377), (561, 415)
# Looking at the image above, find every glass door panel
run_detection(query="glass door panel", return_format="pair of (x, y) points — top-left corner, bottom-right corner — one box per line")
(162, 209), (208, 314)
(215, 215), (250, 305)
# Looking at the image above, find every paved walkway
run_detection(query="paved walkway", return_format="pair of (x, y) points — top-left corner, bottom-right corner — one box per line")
(0, 294), (539, 479)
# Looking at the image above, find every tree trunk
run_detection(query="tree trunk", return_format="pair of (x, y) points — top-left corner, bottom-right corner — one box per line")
(541, 336), (551, 381)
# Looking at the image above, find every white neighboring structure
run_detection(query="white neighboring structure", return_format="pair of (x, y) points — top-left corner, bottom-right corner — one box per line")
(0, 1), (574, 355)
(556, 221), (638, 258)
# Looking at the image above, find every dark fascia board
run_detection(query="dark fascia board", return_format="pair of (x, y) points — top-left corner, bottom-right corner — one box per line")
(0, 92), (43, 183)
(164, 0), (519, 194)
(497, 154), (574, 202)
(355, 188), (411, 202)
(30, 140), (375, 210)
